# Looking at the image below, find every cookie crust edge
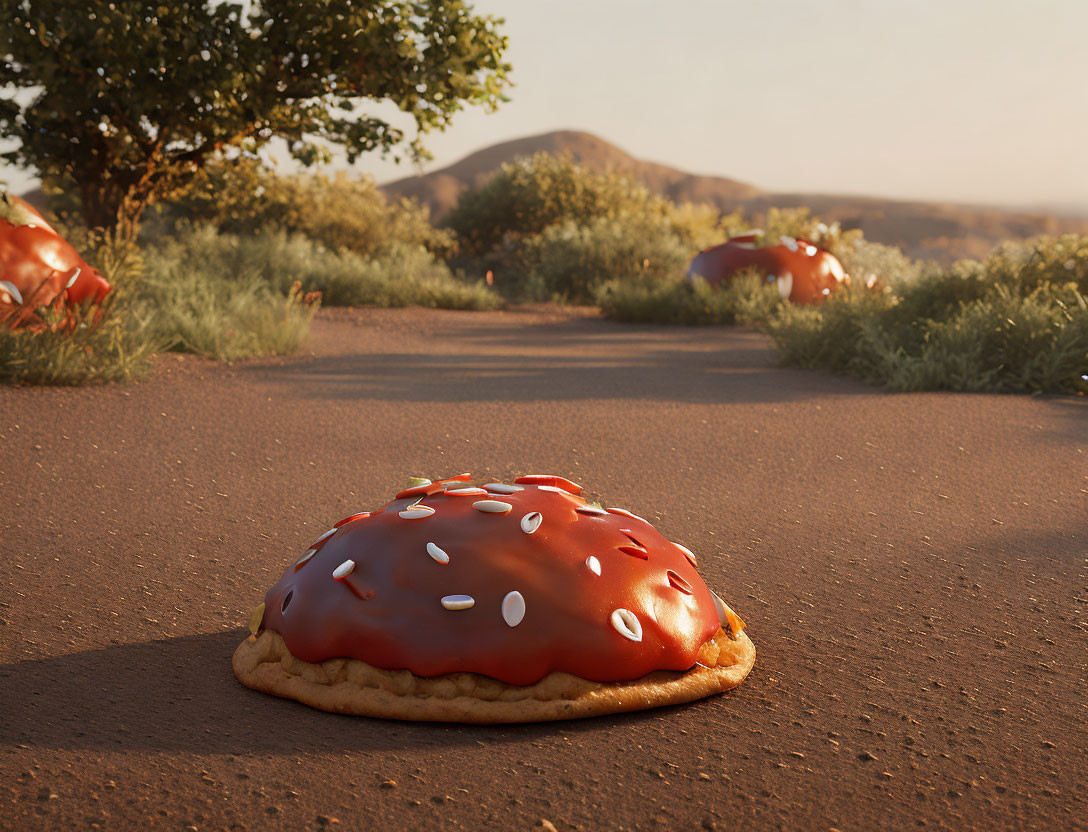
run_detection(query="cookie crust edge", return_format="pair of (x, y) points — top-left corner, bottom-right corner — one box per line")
(233, 628), (755, 723)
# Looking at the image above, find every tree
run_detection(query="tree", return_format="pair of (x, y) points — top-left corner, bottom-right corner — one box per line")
(0, 1), (509, 235)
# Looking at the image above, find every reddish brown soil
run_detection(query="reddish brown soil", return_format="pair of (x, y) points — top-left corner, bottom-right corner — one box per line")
(1, 307), (1085, 832)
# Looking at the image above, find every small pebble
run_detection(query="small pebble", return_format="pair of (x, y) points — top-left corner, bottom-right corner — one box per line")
(539, 821), (559, 832)
(858, 751), (878, 762)
(380, 780), (397, 789)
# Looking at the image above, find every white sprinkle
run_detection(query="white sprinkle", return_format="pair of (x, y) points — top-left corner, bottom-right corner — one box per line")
(399, 505), (436, 519)
(426, 542), (450, 564)
(776, 274), (794, 299)
(610, 608), (643, 642)
(445, 487), (489, 496)
(537, 485), (569, 495)
(576, 505), (609, 516)
(821, 287), (831, 295)
(294, 549), (316, 570)
(0, 280), (23, 305)
(64, 267), (82, 289)
(501, 590), (526, 627)
(675, 542), (698, 567)
(441, 594), (475, 611)
(483, 483), (524, 494)
(520, 511), (543, 534)
(805, 244), (818, 256)
(585, 555), (602, 576)
(332, 559), (355, 580)
(779, 235), (799, 252)
(710, 591), (729, 627)
(473, 500), (512, 514)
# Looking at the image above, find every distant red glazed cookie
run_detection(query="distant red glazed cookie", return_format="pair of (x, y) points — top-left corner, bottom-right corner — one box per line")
(688, 233), (847, 304)
(233, 474), (755, 722)
(0, 194), (111, 326)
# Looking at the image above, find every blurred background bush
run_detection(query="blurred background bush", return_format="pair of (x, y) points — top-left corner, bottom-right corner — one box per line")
(5, 152), (1086, 394)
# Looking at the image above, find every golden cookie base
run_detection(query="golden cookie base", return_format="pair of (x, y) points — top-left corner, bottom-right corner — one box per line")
(233, 626), (755, 723)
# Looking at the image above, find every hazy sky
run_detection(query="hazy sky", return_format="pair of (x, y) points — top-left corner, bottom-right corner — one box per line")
(4, 0), (1087, 210)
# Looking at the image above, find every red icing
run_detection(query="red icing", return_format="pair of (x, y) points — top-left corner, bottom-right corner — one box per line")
(0, 196), (111, 326)
(395, 473), (471, 500)
(259, 476), (723, 686)
(687, 235), (848, 305)
(514, 474), (583, 495)
(335, 512), (371, 527)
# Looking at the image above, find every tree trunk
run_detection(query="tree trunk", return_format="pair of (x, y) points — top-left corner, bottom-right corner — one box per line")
(77, 177), (149, 243)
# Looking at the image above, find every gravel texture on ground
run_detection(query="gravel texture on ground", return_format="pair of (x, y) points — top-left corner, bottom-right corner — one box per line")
(1, 306), (1085, 831)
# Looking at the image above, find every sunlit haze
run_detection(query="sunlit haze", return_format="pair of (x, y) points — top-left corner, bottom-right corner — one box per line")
(4, 0), (1087, 212)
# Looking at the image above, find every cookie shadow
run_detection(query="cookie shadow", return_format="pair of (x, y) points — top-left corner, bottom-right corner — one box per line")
(0, 631), (701, 753)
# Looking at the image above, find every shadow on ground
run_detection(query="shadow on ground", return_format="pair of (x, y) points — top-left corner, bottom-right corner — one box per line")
(0, 631), (726, 754)
(238, 313), (878, 404)
(248, 349), (873, 405)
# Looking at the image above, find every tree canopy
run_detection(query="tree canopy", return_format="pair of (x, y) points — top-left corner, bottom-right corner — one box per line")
(0, 0), (509, 233)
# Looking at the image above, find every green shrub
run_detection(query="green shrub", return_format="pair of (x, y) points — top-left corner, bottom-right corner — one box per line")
(517, 217), (692, 304)
(596, 271), (782, 326)
(1, 227), (322, 385)
(756, 207), (863, 261)
(135, 270), (317, 362)
(144, 225), (501, 311)
(981, 234), (1088, 295)
(841, 239), (923, 289)
(316, 244), (502, 310)
(767, 240), (1088, 395)
(447, 152), (721, 257)
(767, 284), (896, 375)
(155, 157), (453, 258)
(0, 296), (160, 385)
(875, 284), (1088, 394)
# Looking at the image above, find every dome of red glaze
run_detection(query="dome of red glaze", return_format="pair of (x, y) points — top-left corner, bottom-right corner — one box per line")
(259, 475), (724, 686)
(687, 234), (847, 305)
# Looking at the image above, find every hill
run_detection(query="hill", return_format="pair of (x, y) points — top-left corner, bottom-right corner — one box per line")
(383, 130), (1088, 263)
(383, 129), (761, 219)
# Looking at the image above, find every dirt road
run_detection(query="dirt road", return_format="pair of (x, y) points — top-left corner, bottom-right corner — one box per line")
(2, 307), (1085, 831)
